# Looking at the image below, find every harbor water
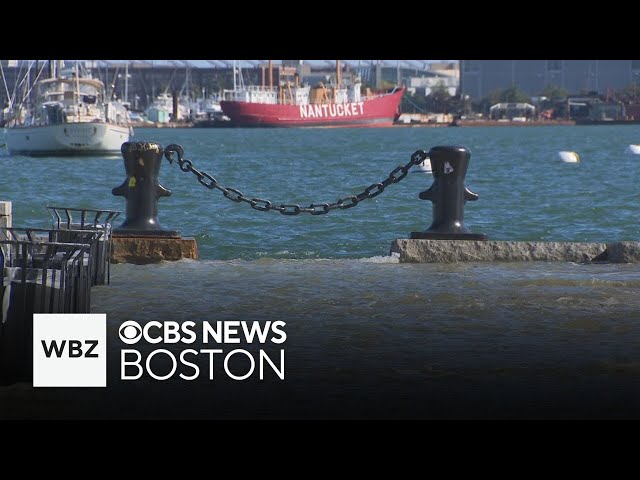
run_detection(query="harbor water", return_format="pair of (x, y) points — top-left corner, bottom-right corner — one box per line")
(1, 125), (640, 418)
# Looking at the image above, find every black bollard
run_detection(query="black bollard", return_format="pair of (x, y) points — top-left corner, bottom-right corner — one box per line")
(112, 141), (179, 237)
(411, 145), (487, 240)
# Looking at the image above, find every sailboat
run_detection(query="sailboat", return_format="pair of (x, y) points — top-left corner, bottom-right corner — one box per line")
(3, 60), (132, 156)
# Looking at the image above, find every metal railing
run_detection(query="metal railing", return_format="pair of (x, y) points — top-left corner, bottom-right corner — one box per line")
(0, 239), (91, 384)
(46, 206), (120, 285)
(0, 227), (104, 287)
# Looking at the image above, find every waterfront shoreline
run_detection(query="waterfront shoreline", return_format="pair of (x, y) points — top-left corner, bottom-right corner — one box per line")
(393, 120), (577, 127)
(132, 119), (579, 129)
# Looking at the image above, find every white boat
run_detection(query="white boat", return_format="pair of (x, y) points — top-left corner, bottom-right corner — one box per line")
(414, 158), (432, 173)
(145, 92), (190, 123)
(3, 61), (132, 156)
(193, 93), (225, 119)
(191, 92), (230, 125)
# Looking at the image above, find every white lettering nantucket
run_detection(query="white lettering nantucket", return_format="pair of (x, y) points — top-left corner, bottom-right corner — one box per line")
(299, 103), (364, 119)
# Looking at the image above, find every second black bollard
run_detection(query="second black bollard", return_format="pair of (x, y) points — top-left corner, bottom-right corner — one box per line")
(411, 145), (487, 240)
(112, 141), (179, 237)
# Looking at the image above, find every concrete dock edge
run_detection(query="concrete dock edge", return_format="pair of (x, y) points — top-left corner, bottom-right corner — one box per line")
(390, 239), (625, 263)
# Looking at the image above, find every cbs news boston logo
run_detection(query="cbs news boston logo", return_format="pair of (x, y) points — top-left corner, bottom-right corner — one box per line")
(32, 315), (286, 386)
(33, 313), (106, 387)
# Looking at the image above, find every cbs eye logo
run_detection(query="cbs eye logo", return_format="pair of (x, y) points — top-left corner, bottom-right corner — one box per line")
(119, 321), (142, 345)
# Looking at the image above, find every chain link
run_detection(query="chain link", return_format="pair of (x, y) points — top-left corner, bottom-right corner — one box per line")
(164, 144), (429, 215)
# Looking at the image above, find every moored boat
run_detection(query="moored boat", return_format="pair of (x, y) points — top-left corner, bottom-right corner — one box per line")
(220, 61), (403, 128)
(3, 61), (132, 156)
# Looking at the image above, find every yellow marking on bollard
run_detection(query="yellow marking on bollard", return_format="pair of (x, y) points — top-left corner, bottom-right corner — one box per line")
(128, 177), (136, 188)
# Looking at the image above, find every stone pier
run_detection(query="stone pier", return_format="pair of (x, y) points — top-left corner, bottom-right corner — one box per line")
(111, 236), (199, 264)
(391, 239), (640, 263)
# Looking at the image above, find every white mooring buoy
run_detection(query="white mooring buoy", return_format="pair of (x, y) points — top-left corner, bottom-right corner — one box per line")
(414, 158), (433, 174)
(625, 144), (640, 155)
(558, 151), (580, 163)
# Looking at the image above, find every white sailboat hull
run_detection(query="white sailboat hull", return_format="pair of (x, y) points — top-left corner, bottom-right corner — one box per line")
(4, 122), (131, 156)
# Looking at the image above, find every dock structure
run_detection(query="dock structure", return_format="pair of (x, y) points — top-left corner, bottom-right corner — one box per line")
(0, 202), (11, 228)
(0, 60), (438, 113)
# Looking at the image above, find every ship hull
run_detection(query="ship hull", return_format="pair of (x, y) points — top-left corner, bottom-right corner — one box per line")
(4, 122), (131, 156)
(220, 89), (404, 128)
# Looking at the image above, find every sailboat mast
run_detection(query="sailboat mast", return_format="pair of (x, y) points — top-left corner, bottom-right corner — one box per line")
(32, 60), (38, 107)
(75, 61), (81, 121)
(125, 61), (129, 104)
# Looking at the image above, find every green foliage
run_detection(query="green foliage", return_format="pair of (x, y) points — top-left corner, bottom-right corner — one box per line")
(540, 84), (568, 100)
(400, 82), (459, 114)
(501, 86), (531, 103)
(401, 91), (426, 113)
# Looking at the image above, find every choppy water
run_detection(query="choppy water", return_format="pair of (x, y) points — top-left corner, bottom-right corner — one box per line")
(2, 126), (640, 418)
(3, 125), (640, 259)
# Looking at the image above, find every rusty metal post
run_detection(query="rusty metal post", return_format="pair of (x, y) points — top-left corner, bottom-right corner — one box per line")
(411, 145), (487, 240)
(112, 142), (179, 237)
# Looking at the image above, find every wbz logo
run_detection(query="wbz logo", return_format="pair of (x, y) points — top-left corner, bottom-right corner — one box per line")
(33, 314), (106, 387)
(41, 339), (99, 358)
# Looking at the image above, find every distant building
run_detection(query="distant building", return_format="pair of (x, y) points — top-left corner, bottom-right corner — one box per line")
(406, 62), (459, 96)
(407, 75), (458, 96)
(460, 60), (640, 99)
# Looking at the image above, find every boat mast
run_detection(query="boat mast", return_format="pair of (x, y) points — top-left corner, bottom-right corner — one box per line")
(124, 61), (129, 104)
(32, 60), (38, 109)
(75, 60), (81, 121)
(0, 62), (11, 110)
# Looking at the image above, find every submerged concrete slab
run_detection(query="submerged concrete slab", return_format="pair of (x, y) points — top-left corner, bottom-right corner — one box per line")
(391, 239), (608, 263)
(112, 236), (198, 264)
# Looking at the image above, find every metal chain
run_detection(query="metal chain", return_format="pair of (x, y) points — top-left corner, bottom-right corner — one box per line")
(163, 144), (428, 215)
